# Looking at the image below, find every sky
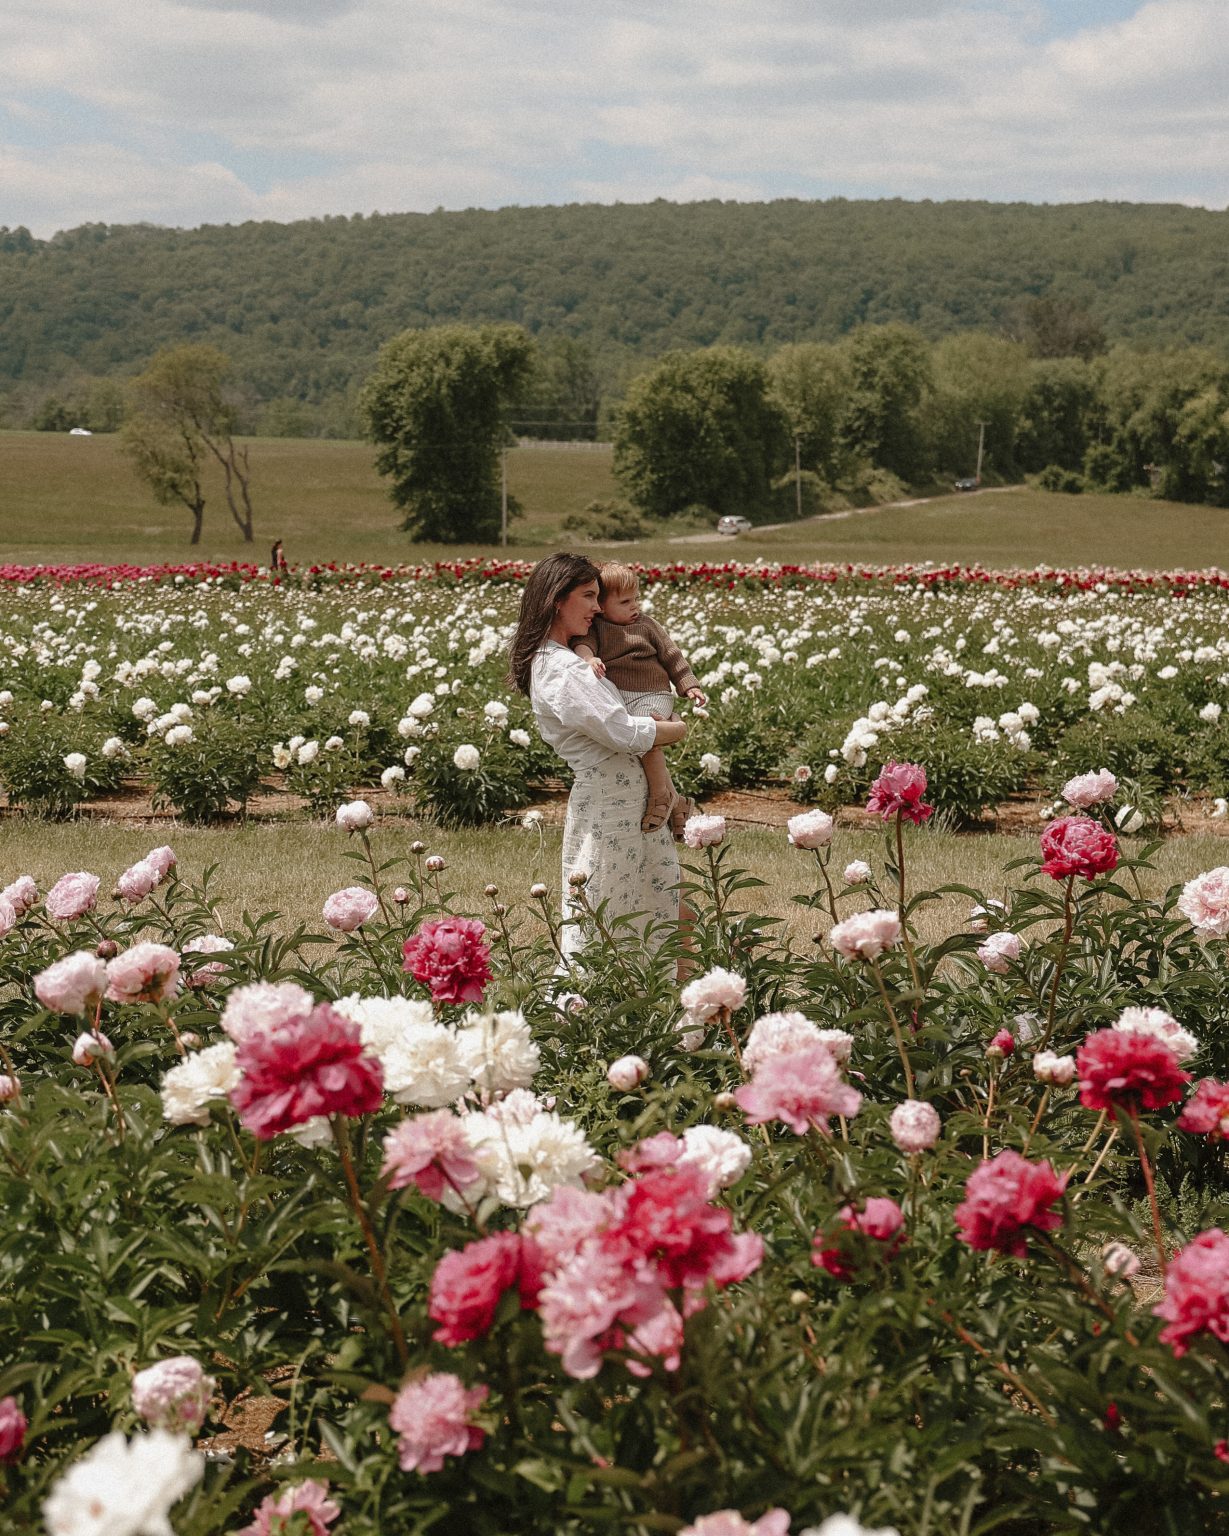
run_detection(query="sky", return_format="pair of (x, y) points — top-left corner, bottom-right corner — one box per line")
(1, 0), (1225, 237)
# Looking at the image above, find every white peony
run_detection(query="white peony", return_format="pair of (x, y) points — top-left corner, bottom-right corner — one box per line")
(452, 743), (481, 771)
(159, 1042), (240, 1127)
(456, 1009), (541, 1095)
(43, 1429), (204, 1536)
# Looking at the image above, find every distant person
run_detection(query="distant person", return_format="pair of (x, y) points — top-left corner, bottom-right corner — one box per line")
(571, 560), (706, 836)
(270, 539), (288, 572)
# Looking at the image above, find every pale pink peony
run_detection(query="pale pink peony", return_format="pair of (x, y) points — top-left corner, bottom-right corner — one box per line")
(45, 870), (100, 920)
(1113, 1005), (1198, 1062)
(607, 1055), (649, 1090)
(1102, 1240), (1141, 1279)
(1177, 1078), (1229, 1141)
(954, 1149), (1067, 1257)
(735, 1043), (862, 1136)
(229, 1004), (384, 1139)
(131, 1356), (216, 1434)
(0, 1074), (20, 1102)
(0, 896), (15, 939)
(105, 942), (181, 1004)
(524, 1185), (612, 1271)
(866, 761), (933, 825)
(115, 859), (159, 903)
(683, 813), (726, 849)
(239, 1479), (340, 1536)
(889, 1099), (941, 1153)
(181, 935), (234, 988)
(679, 1512), (791, 1536)
(829, 909), (901, 962)
(843, 860), (872, 885)
(322, 886), (380, 932)
(388, 1372), (488, 1473)
(1062, 768), (1118, 809)
(335, 799), (374, 831)
(382, 1111), (481, 1203)
(0, 1395), (26, 1462)
(34, 950), (107, 1014)
(1178, 866), (1229, 939)
(1033, 1050), (1076, 1086)
(72, 1030), (114, 1065)
(220, 980), (315, 1044)
(145, 845), (177, 882)
(743, 1011), (828, 1072)
(978, 931), (1021, 974)
(403, 917), (492, 1006)
(787, 809), (834, 850)
(2, 875), (38, 916)
(1153, 1228), (1229, 1356)
(680, 967), (747, 1022)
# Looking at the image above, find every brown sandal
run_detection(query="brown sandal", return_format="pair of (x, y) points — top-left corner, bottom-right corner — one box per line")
(642, 789), (678, 834)
(669, 796), (697, 839)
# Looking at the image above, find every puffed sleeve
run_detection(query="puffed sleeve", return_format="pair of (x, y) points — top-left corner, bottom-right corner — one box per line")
(538, 650), (658, 755)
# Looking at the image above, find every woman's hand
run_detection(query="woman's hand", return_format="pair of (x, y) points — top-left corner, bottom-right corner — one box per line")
(650, 711), (687, 746)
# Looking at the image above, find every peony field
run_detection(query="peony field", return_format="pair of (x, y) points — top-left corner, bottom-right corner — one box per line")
(1, 558), (1227, 1536)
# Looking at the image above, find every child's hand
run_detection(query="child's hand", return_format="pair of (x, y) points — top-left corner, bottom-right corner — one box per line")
(586, 657), (607, 678)
(686, 687), (708, 706)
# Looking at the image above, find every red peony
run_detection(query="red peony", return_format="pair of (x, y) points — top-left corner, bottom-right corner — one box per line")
(1039, 815), (1119, 880)
(1177, 1078), (1229, 1141)
(866, 761), (934, 825)
(1076, 1028), (1191, 1117)
(403, 917), (492, 1005)
(954, 1149), (1068, 1257)
(1153, 1228), (1229, 1357)
(429, 1232), (543, 1346)
(229, 1003), (384, 1139)
(606, 1165), (763, 1291)
(813, 1196), (905, 1279)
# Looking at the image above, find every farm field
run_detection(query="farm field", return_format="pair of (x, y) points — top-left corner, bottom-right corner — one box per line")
(5, 429), (1229, 571)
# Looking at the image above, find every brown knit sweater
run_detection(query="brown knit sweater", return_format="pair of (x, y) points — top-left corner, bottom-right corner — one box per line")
(574, 615), (701, 697)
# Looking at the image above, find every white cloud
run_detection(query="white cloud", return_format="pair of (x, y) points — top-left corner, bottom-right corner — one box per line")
(0, 0), (1226, 234)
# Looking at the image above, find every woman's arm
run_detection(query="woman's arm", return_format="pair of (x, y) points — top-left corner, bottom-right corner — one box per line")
(539, 652), (670, 756)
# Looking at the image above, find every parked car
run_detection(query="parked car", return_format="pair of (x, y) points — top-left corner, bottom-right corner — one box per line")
(953, 477), (979, 492)
(68, 427), (93, 436)
(716, 515), (753, 534)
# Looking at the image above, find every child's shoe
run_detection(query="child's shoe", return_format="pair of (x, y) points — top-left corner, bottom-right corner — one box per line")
(642, 789), (678, 834)
(669, 796), (697, 839)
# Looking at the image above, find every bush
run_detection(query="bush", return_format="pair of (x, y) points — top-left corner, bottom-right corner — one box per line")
(561, 498), (653, 541)
(410, 731), (531, 826)
(1035, 463), (1085, 493)
(0, 711), (124, 818)
(148, 717), (267, 822)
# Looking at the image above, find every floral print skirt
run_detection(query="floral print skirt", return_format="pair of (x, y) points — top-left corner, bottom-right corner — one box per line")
(560, 753), (679, 965)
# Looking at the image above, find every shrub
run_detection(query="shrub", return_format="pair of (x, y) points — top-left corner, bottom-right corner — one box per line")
(1035, 463), (1085, 493)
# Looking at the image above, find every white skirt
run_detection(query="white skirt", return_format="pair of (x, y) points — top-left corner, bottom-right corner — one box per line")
(559, 753), (679, 965)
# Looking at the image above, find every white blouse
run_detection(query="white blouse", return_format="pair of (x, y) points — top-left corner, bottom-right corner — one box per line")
(530, 641), (658, 770)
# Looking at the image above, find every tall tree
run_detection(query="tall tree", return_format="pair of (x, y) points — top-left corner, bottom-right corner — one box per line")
(838, 324), (934, 482)
(119, 414), (208, 545)
(124, 345), (255, 541)
(767, 342), (851, 485)
(359, 324), (535, 541)
(614, 347), (789, 520)
(926, 331), (1030, 477)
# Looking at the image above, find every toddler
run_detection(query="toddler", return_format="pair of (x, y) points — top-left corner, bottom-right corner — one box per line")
(573, 561), (707, 834)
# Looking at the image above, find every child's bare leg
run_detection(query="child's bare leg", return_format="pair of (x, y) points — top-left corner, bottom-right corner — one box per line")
(640, 743), (678, 833)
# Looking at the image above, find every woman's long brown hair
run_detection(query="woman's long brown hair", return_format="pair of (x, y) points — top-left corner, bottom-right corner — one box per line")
(506, 552), (600, 695)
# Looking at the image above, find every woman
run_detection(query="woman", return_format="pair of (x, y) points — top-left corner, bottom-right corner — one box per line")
(508, 553), (687, 966)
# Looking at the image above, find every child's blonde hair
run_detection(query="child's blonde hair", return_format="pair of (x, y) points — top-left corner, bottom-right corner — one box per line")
(597, 561), (639, 597)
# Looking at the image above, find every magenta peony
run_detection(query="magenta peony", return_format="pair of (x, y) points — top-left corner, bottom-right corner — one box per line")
(382, 1111), (481, 1203)
(34, 950), (107, 1015)
(239, 1479), (340, 1536)
(388, 1372), (488, 1473)
(1039, 816), (1118, 880)
(105, 942), (181, 1005)
(428, 1231), (542, 1346)
(403, 916), (492, 1005)
(0, 1395), (26, 1462)
(1076, 1028), (1190, 1116)
(44, 870), (100, 920)
(866, 761), (934, 825)
(1177, 1078), (1229, 1141)
(229, 1004), (383, 1139)
(735, 1043), (862, 1136)
(954, 1149), (1067, 1257)
(322, 886), (379, 932)
(1153, 1228), (1229, 1357)
(813, 1197), (905, 1279)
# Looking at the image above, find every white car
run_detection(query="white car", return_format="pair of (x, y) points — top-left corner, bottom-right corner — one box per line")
(716, 515), (753, 535)
(69, 427), (92, 436)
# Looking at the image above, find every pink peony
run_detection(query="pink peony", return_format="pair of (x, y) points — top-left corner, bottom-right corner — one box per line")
(335, 800), (374, 832)
(1177, 1079), (1229, 1141)
(1178, 866), (1229, 939)
(72, 1029), (114, 1065)
(1076, 1028), (1191, 1116)
(220, 980), (314, 1044)
(1033, 1050), (1076, 1086)
(181, 935), (234, 988)
(0, 896), (15, 939)
(787, 809), (834, 849)
(34, 950), (107, 1014)
(735, 1043), (862, 1136)
(382, 1111), (481, 1203)
(116, 859), (159, 903)
(607, 1054), (649, 1090)
(683, 813), (726, 849)
(1153, 1228), (1229, 1356)
(679, 1512), (791, 1536)
(428, 1231), (542, 1345)
(606, 1165), (762, 1291)
(239, 1479), (340, 1536)
(1112, 1006), (1197, 1062)
(0, 1074), (20, 1102)
(1039, 816), (1118, 880)
(844, 859), (872, 884)
(829, 909), (901, 962)
(229, 1004), (384, 1139)
(866, 761), (934, 825)
(388, 1372), (488, 1473)
(145, 845), (176, 882)
(1062, 768), (1118, 809)
(2, 875), (38, 916)
(813, 1196), (905, 1279)
(978, 932), (1021, 974)
(954, 1149), (1068, 1257)
(45, 870), (100, 920)
(0, 1395), (26, 1462)
(1102, 1241), (1141, 1279)
(679, 966), (747, 1022)
(403, 916), (492, 1005)
(987, 1028), (1015, 1060)
(105, 942), (181, 1005)
(889, 1099), (941, 1153)
(524, 1185), (611, 1270)
(131, 1356), (216, 1434)
(322, 886), (379, 932)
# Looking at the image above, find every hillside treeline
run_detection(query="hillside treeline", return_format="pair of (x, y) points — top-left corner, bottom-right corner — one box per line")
(4, 197), (1229, 436)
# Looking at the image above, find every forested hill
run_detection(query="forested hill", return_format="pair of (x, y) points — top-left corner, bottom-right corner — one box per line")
(4, 198), (1229, 406)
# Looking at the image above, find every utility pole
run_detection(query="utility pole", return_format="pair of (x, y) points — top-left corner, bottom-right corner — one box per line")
(794, 432), (803, 521)
(500, 446), (508, 547)
(975, 421), (986, 486)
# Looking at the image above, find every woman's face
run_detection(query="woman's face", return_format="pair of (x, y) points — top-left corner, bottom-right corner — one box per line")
(554, 579), (601, 639)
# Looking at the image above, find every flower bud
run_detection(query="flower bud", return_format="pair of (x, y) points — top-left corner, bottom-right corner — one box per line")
(567, 870), (588, 888)
(95, 939), (119, 960)
(1101, 1240), (1141, 1279)
(72, 1030), (114, 1066)
(425, 855), (445, 873)
(484, 883), (499, 898)
(410, 840), (425, 855)
(180, 1032), (200, 1049)
(788, 1289), (809, 1307)
(606, 1055), (649, 1091)
(713, 1090), (737, 1111)
(1114, 804), (1145, 834)
(492, 903), (507, 916)
(986, 1028), (1015, 1061)
(392, 886), (410, 904)
(0, 1074), (21, 1102)
(531, 882), (549, 899)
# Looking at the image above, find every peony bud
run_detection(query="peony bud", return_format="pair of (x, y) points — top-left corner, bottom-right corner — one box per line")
(889, 1098), (941, 1153)
(986, 1028), (1015, 1060)
(96, 939), (118, 960)
(484, 884), (499, 898)
(392, 886), (410, 904)
(606, 1055), (649, 1091)
(531, 882), (548, 899)
(713, 1090), (737, 1111)
(0, 1074), (21, 1103)
(1101, 1241), (1141, 1279)
(72, 1031), (114, 1066)
(425, 855), (445, 873)
(568, 870), (588, 888)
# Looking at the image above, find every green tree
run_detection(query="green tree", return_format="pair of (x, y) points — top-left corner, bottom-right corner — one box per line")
(123, 344), (255, 541)
(767, 342), (851, 485)
(1015, 357), (1099, 473)
(510, 337), (604, 441)
(358, 324), (535, 541)
(1091, 346), (1229, 503)
(926, 331), (1029, 478)
(837, 324), (934, 482)
(614, 347), (789, 520)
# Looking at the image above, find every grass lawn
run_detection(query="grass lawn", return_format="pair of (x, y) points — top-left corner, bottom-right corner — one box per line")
(1, 430), (1224, 572)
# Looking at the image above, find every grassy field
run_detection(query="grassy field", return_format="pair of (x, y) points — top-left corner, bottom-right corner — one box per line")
(2, 813), (1223, 947)
(2, 429), (1226, 571)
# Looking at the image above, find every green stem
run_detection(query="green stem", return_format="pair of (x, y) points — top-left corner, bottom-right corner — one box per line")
(1127, 1107), (1168, 1276)
(1038, 876), (1076, 1052)
(869, 960), (915, 1098)
(332, 1117), (409, 1365)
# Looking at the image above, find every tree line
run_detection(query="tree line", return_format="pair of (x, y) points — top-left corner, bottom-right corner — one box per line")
(4, 196), (1229, 437)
